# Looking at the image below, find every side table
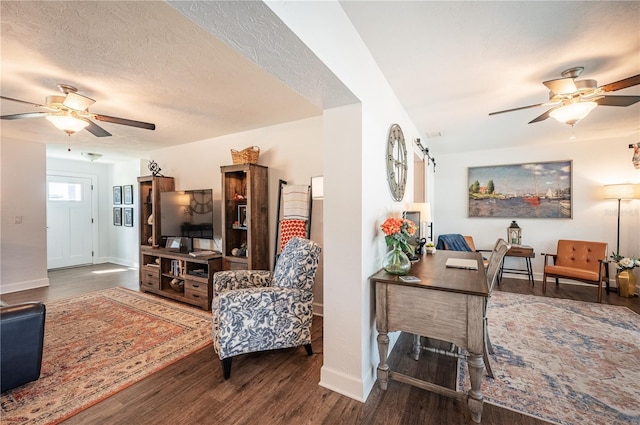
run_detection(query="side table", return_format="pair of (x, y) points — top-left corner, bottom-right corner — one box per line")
(499, 245), (535, 284)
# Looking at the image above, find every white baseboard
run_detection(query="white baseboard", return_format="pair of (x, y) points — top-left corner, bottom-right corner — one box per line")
(0, 277), (50, 294)
(107, 257), (138, 268)
(313, 301), (324, 317)
(319, 366), (369, 402)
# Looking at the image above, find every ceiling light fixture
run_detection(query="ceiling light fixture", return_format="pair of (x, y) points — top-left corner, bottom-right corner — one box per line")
(549, 100), (597, 126)
(45, 111), (89, 135)
(81, 152), (103, 161)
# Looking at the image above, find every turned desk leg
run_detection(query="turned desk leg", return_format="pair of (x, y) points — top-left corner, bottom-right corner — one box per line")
(411, 334), (421, 360)
(466, 353), (485, 423)
(376, 332), (390, 390)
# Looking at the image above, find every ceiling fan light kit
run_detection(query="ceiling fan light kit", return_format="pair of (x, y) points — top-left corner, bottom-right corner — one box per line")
(489, 67), (640, 126)
(549, 100), (597, 126)
(45, 112), (89, 134)
(0, 84), (156, 137)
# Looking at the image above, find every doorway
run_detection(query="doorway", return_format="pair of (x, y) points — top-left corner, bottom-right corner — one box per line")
(46, 174), (96, 269)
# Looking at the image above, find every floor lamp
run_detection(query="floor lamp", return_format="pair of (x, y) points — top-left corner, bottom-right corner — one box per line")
(603, 183), (640, 255)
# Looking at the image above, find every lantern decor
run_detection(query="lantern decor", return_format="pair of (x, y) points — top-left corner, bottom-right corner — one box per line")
(508, 220), (522, 245)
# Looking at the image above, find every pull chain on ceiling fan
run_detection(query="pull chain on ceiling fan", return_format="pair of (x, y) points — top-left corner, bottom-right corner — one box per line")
(0, 83), (156, 136)
(489, 67), (640, 126)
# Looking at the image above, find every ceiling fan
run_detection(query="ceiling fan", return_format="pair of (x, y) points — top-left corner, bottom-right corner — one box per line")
(489, 67), (640, 126)
(0, 84), (156, 136)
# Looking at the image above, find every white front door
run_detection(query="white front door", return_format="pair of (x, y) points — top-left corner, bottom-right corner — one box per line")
(47, 175), (94, 269)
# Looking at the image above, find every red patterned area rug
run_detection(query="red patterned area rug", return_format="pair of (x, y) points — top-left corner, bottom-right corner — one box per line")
(1, 287), (212, 425)
(458, 291), (640, 425)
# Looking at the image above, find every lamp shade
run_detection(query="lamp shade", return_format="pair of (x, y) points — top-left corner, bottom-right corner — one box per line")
(311, 176), (324, 199)
(603, 184), (640, 200)
(407, 202), (432, 223)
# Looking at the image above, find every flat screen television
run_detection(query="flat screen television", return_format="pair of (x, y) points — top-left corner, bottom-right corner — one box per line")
(160, 189), (214, 240)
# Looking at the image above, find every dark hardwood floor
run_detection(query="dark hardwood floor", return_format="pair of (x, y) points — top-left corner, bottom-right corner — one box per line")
(2, 264), (638, 424)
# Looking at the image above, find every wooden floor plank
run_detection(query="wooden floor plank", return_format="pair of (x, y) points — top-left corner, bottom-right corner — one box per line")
(1, 264), (637, 424)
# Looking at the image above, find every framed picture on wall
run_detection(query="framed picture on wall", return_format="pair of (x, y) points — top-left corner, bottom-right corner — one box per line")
(113, 186), (122, 205)
(468, 160), (572, 218)
(124, 207), (133, 227)
(113, 207), (122, 226)
(123, 185), (133, 204)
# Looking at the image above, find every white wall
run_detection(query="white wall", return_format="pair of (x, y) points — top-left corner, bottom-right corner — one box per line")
(267, 1), (421, 402)
(434, 136), (640, 285)
(0, 139), (49, 292)
(111, 160), (145, 266)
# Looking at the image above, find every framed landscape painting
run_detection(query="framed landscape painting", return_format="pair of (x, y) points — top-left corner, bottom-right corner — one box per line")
(468, 160), (572, 218)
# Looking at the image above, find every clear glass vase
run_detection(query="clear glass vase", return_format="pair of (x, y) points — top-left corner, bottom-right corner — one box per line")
(382, 244), (411, 275)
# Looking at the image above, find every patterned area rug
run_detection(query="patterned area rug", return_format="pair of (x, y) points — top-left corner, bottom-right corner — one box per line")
(1, 287), (212, 425)
(458, 291), (640, 425)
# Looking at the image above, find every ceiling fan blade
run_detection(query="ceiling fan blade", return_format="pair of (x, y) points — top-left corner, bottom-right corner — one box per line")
(528, 108), (555, 124)
(489, 102), (549, 116)
(1, 95), (47, 108)
(595, 95), (640, 107)
(543, 77), (577, 95)
(1, 112), (49, 120)
(82, 119), (112, 137)
(93, 114), (155, 130)
(63, 92), (95, 111)
(601, 74), (640, 92)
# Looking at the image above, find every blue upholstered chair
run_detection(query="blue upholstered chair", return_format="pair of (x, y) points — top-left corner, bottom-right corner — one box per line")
(212, 237), (322, 379)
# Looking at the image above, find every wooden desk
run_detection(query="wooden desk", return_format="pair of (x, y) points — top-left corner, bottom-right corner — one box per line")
(371, 251), (488, 423)
(499, 245), (535, 284)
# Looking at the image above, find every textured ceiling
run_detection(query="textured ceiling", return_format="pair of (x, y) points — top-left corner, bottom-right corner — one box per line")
(1, 1), (639, 163)
(0, 1), (353, 162)
(341, 1), (640, 155)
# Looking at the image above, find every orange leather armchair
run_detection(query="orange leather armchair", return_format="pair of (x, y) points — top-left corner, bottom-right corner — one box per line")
(542, 240), (609, 302)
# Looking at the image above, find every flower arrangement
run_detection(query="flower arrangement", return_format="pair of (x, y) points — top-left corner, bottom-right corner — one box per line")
(611, 252), (640, 271)
(380, 217), (417, 254)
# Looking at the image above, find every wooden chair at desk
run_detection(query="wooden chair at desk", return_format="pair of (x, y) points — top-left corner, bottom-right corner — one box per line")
(482, 238), (510, 378)
(414, 238), (509, 378)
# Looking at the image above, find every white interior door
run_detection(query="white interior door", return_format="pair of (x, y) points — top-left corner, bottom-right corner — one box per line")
(47, 175), (94, 269)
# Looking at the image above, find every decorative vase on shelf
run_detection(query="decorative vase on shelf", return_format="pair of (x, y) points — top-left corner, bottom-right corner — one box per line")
(616, 270), (637, 298)
(382, 244), (411, 275)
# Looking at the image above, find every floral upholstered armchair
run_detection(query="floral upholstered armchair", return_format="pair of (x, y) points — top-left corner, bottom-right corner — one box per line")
(212, 237), (322, 379)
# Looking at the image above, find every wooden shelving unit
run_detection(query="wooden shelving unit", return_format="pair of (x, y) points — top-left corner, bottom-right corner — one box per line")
(137, 175), (175, 247)
(221, 163), (269, 270)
